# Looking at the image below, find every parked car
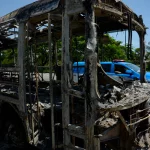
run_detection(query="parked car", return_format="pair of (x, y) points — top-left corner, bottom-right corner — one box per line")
(73, 60), (150, 83)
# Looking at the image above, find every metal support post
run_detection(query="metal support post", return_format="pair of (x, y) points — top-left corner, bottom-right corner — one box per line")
(17, 22), (26, 113)
(84, 3), (99, 150)
(62, 0), (70, 148)
(48, 13), (55, 149)
(139, 31), (146, 83)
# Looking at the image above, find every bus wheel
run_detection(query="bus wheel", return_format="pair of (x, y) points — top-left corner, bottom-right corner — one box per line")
(4, 120), (25, 146)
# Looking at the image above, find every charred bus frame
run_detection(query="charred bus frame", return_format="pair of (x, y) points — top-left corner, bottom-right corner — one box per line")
(0, 0), (148, 150)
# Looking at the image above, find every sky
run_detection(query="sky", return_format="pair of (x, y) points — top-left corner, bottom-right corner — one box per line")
(0, 0), (149, 48)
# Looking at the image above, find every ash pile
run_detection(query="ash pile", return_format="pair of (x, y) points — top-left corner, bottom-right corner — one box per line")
(98, 80), (150, 109)
(95, 80), (150, 149)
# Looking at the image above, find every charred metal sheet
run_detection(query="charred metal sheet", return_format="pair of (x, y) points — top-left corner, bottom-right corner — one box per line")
(94, 0), (145, 32)
(117, 111), (131, 134)
(68, 89), (85, 99)
(99, 123), (120, 142)
(0, 67), (20, 72)
(0, 0), (60, 23)
(0, 95), (19, 105)
(67, 0), (84, 15)
(97, 63), (123, 86)
(67, 124), (85, 139)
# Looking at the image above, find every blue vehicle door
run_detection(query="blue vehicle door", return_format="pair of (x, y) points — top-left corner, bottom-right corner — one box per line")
(114, 64), (132, 79)
(73, 62), (85, 83)
(100, 63), (114, 76)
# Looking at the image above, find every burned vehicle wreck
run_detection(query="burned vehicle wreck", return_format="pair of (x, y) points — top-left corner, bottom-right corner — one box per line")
(0, 0), (149, 149)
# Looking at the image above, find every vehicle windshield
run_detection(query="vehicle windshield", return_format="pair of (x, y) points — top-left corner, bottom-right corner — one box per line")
(126, 63), (140, 73)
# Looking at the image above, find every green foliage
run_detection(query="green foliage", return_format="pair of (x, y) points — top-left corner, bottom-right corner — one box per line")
(132, 43), (150, 70)
(146, 43), (150, 52)
(56, 36), (85, 63)
(71, 36), (85, 62)
(1, 49), (17, 66)
(56, 40), (62, 65)
(132, 48), (140, 64)
(145, 43), (150, 71)
(34, 43), (49, 66)
(1, 34), (142, 68)
(98, 35), (127, 61)
(132, 42), (150, 71)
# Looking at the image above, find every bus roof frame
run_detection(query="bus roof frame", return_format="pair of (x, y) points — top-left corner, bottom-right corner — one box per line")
(0, 0), (60, 24)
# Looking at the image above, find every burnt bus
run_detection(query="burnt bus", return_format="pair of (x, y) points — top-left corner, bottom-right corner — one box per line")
(0, 0), (148, 149)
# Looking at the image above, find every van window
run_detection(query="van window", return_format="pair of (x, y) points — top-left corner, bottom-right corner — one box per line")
(114, 64), (127, 73)
(101, 64), (111, 72)
(126, 63), (140, 73)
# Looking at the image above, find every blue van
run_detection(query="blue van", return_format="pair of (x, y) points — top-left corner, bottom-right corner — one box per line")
(73, 61), (150, 83)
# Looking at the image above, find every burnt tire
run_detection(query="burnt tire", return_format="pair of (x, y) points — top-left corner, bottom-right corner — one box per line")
(0, 104), (27, 149)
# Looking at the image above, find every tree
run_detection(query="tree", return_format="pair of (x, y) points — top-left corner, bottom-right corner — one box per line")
(71, 36), (85, 62)
(1, 49), (17, 66)
(98, 35), (127, 61)
(145, 42), (150, 70)
(132, 43), (150, 70)
(35, 43), (49, 66)
(132, 48), (140, 64)
(56, 36), (85, 63)
(1, 35), (135, 67)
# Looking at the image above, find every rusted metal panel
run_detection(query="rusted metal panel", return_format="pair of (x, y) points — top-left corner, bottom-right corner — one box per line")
(0, 0), (60, 24)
